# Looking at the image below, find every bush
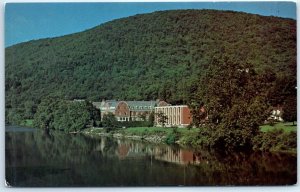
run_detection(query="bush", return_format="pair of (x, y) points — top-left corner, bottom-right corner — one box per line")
(177, 127), (208, 147)
(252, 130), (296, 152)
(165, 127), (180, 144)
(165, 133), (177, 144)
(102, 113), (118, 131)
(269, 119), (275, 126)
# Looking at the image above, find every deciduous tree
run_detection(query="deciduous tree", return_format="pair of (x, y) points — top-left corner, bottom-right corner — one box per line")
(282, 96), (297, 125)
(156, 111), (168, 127)
(194, 55), (274, 150)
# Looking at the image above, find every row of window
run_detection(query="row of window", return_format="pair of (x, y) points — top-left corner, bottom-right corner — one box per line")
(129, 106), (153, 110)
(119, 117), (130, 121)
(118, 117), (145, 121)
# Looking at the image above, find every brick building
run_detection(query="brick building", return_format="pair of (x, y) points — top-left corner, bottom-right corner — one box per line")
(93, 99), (170, 122)
(154, 105), (192, 127)
(113, 101), (154, 121)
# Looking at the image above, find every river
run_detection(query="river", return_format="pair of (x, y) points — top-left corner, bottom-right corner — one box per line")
(5, 125), (297, 187)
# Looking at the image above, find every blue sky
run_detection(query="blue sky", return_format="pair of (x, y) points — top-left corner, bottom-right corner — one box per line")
(5, 2), (296, 47)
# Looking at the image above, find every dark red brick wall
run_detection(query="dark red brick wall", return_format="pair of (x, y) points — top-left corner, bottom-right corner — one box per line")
(182, 106), (192, 125)
(115, 101), (130, 117)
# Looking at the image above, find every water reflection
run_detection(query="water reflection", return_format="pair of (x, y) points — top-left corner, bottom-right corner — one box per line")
(5, 126), (297, 186)
(114, 140), (199, 165)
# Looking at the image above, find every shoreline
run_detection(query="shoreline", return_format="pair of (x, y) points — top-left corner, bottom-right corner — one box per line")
(6, 125), (296, 155)
(81, 127), (297, 155)
(82, 129), (167, 144)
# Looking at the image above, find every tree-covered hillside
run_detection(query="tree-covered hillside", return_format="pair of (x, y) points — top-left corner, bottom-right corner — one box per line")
(5, 9), (296, 124)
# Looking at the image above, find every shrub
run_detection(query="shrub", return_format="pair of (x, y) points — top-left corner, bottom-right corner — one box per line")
(165, 133), (177, 144)
(252, 129), (296, 152)
(165, 127), (180, 144)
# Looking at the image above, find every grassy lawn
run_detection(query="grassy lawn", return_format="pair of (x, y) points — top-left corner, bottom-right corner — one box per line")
(82, 126), (201, 137)
(20, 119), (34, 127)
(260, 122), (297, 133)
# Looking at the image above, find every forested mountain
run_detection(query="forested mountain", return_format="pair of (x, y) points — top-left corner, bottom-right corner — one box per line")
(5, 9), (296, 124)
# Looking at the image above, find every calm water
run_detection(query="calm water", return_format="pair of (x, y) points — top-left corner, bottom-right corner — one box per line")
(5, 126), (297, 187)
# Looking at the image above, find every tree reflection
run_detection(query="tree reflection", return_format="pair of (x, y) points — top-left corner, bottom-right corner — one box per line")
(5, 128), (297, 186)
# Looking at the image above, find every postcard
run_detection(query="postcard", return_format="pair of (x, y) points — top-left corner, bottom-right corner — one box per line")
(5, 1), (297, 187)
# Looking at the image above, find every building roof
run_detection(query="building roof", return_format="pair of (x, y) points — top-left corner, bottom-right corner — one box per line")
(126, 101), (157, 111)
(92, 102), (102, 109)
(95, 99), (170, 112)
(155, 105), (189, 108)
(103, 100), (118, 108)
(93, 100), (118, 113)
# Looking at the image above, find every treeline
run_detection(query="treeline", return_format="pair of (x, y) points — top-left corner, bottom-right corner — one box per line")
(5, 9), (296, 125)
(33, 98), (100, 132)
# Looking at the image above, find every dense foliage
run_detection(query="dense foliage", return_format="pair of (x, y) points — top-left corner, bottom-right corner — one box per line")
(5, 10), (296, 125)
(190, 55), (281, 151)
(33, 98), (100, 132)
(282, 96), (297, 125)
(252, 129), (297, 152)
(155, 111), (168, 127)
(102, 112), (155, 132)
(101, 113), (118, 132)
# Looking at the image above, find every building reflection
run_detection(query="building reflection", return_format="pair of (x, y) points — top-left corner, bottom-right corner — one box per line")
(98, 138), (202, 165)
(152, 147), (201, 165)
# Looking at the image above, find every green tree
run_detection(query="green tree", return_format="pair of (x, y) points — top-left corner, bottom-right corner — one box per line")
(148, 111), (155, 127)
(138, 112), (147, 121)
(6, 108), (23, 125)
(102, 113), (118, 131)
(63, 101), (91, 132)
(189, 101), (207, 127)
(194, 56), (273, 151)
(33, 97), (58, 130)
(34, 98), (100, 132)
(268, 75), (296, 106)
(23, 100), (37, 119)
(282, 96), (297, 125)
(156, 111), (168, 127)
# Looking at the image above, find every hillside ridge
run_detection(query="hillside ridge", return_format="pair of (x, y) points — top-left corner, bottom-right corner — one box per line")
(5, 9), (296, 124)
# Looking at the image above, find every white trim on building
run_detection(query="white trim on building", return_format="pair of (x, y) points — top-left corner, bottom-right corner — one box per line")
(154, 105), (190, 127)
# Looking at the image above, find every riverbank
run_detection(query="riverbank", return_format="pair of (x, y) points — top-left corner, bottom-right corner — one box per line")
(82, 125), (297, 155)
(82, 127), (171, 143)
(12, 120), (297, 154)
(82, 126), (199, 144)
